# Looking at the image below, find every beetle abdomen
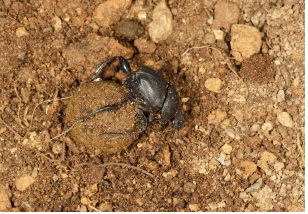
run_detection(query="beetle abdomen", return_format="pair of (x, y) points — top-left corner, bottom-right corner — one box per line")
(159, 84), (180, 124)
(134, 68), (169, 112)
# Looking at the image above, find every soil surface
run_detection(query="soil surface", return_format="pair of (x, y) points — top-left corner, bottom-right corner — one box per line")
(0, 0), (304, 212)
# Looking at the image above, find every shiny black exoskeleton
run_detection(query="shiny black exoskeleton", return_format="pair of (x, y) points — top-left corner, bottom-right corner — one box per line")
(73, 56), (185, 135)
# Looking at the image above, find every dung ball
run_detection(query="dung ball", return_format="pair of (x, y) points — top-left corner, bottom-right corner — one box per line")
(65, 81), (140, 155)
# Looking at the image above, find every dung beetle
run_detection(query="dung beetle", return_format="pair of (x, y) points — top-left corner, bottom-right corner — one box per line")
(72, 56), (185, 135)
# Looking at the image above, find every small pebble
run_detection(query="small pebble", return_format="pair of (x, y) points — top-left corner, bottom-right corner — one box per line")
(188, 203), (200, 211)
(16, 27), (29, 37)
(261, 122), (273, 133)
(162, 169), (178, 180)
(148, 1), (173, 43)
(220, 143), (232, 155)
(277, 90), (285, 102)
(225, 128), (235, 138)
(93, 0), (132, 30)
(204, 78), (222, 93)
(212, 0), (240, 31)
(250, 123), (261, 132)
(230, 24), (262, 62)
(245, 178), (263, 192)
(183, 182), (196, 193)
(277, 111), (294, 128)
(0, 185), (11, 211)
(52, 16), (62, 32)
(207, 109), (227, 124)
(240, 160), (257, 178)
(15, 175), (35, 191)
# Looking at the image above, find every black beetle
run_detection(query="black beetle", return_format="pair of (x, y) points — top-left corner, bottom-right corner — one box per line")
(72, 56), (185, 135)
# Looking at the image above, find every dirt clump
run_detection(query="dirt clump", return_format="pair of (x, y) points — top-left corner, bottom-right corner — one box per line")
(240, 54), (274, 84)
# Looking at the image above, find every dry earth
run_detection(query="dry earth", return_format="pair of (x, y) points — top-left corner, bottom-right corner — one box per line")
(0, 0), (305, 211)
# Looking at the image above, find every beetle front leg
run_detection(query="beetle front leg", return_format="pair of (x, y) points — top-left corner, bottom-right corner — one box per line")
(92, 56), (118, 81)
(92, 56), (131, 81)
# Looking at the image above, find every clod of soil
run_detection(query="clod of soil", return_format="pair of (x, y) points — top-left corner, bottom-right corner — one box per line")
(114, 19), (145, 41)
(65, 81), (139, 155)
(240, 54), (274, 84)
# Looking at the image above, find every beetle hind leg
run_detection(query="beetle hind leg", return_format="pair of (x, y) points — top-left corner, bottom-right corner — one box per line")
(69, 96), (130, 124)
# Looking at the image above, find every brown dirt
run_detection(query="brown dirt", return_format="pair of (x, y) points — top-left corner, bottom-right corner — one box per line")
(0, 0), (304, 212)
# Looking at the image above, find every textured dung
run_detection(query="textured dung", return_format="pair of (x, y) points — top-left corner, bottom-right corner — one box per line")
(65, 81), (139, 155)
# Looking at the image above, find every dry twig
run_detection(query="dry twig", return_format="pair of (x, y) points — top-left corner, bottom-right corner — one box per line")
(0, 117), (23, 140)
(24, 96), (72, 139)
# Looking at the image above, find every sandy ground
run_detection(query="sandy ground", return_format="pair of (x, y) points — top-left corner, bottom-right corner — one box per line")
(0, 0), (305, 211)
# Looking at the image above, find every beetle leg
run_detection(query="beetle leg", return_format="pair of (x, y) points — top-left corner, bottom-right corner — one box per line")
(171, 110), (185, 129)
(92, 56), (118, 81)
(70, 95), (130, 124)
(92, 56), (131, 81)
(136, 108), (147, 132)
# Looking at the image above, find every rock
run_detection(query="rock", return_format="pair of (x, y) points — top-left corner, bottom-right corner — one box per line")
(183, 182), (196, 193)
(162, 145), (171, 166)
(240, 160), (257, 178)
(162, 169), (178, 180)
(15, 175), (35, 191)
(274, 162), (285, 171)
(52, 16), (62, 32)
(220, 143), (232, 155)
(134, 38), (156, 54)
(207, 109), (227, 124)
(260, 151), (277, 163)
(188, 204), (200, 211)
(245, 178), (263, 192)
(81, 197), (90, 205)
(0, 185), (11, 211)
(257, 151), (277, 174)
(149, 1), (173, 43)
(277, 90), (285, 102)
(212, 0), (240, 31)
(93, 0), (132, 31)
(277, 111), (294, 128)
(225, 128), (236, 139)
(52, 142), (63, 154)
(230, 24), (262, 62)
(251, 9), (266, 28)
(224, 172), (231, 181)
(16, 27), (29, 37)
(204, 78), (222, 93)
(22, 131), (49, 151)
(213, 29), (225, 40)
(98, 202), (113, 212)
(261, 122), (273, 133)
(251, 185), (275, 211)
(250, 123), (261, 132)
